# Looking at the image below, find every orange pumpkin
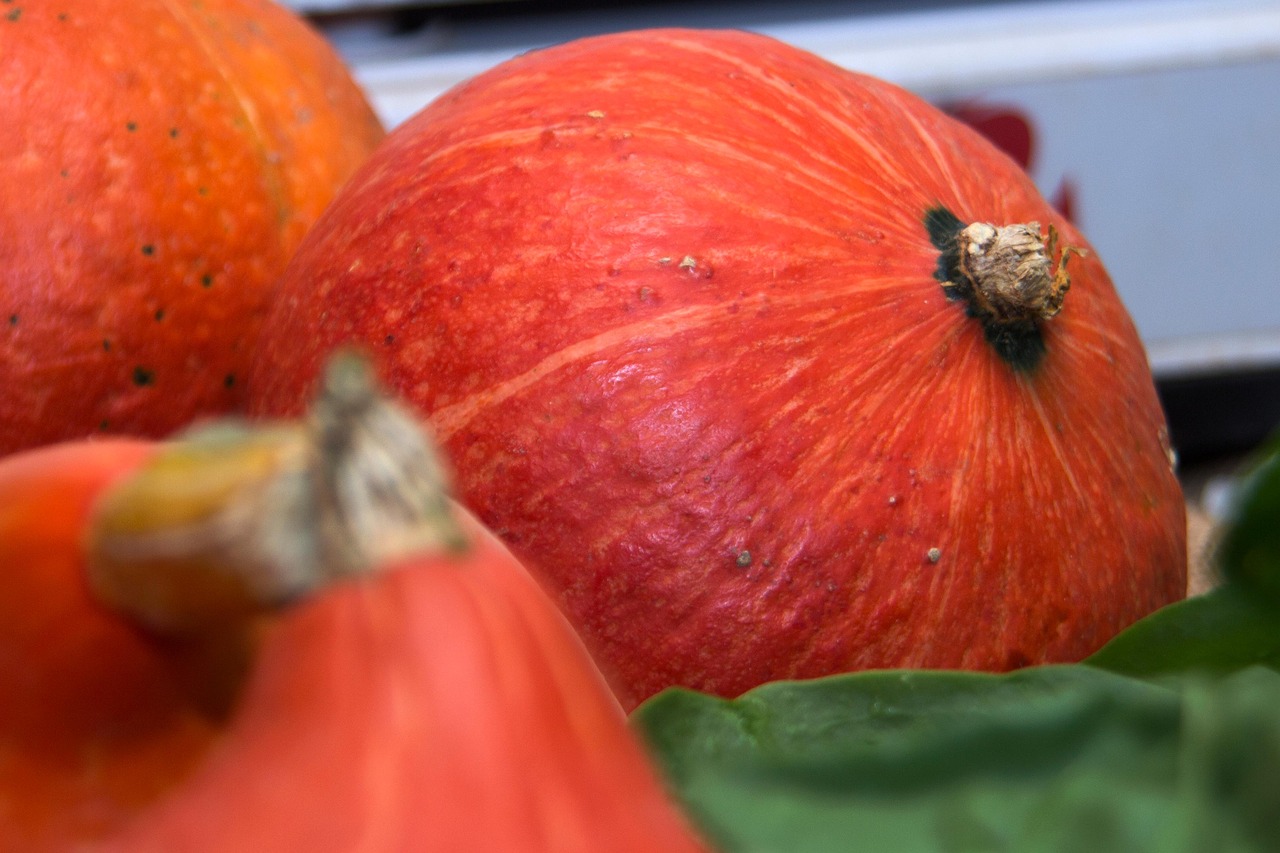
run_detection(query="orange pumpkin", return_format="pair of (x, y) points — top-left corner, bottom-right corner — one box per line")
(0, 0), (385, 454)
(0, 356), (706, 852)
(247, 29), (1186, 710)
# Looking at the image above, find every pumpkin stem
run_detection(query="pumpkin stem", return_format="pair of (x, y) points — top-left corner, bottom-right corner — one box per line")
(86, 350), (465, 637)
(926, 206), (1084, 371)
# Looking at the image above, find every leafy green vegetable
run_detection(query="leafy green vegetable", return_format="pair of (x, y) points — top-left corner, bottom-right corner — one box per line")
(636, 442), (1280, 852)
(1085, 585), (1280, 679)
(1218, 434), (1280, 603)
(637, 667), (1280, 852)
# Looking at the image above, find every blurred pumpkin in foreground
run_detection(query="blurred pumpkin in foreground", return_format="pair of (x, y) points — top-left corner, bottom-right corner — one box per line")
(0, 354), (706, 852)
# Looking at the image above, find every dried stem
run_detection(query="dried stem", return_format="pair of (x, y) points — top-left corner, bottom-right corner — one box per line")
(86, 351), (464, 637)
(927, 206), (1084, 371)
(946, 221), (1080, 324)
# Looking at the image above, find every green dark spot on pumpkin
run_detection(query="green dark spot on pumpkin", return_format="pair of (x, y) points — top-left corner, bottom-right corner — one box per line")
(200, 273), (213, 288)
(102, 339), (111, 351)
(6, 8), (21, 22)
(924, 205), (964, 286)
(141, 244), (155, 256)
(99, 420), (110, 431)
(7, 314), (16, 327)
(976, 319), (1045, 372)
(154, 309), (165, 321)
(224, 374), (236, 389)
(126, 121), (138, 132)
(133, 366), (155, 387)
(169, 127), (180, 139)
(923, 204), (1047, 373)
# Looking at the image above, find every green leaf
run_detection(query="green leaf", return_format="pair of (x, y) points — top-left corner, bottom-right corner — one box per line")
(1219, 437), (1280, 603)
(636, 666), (1280, 853)
(1085, 438), (1280, 680)
(1085, 584), (1280, 678)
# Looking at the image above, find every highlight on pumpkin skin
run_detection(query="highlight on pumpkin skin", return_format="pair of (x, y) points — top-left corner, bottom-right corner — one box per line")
(86, 350), (466, 636)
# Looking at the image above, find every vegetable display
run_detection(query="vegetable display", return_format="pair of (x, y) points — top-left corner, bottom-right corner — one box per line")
(0, 355), (706, 852)
(0, 0), (385, 454)
(5, 14), (1265, 849)
(245, 28), (1186, 709)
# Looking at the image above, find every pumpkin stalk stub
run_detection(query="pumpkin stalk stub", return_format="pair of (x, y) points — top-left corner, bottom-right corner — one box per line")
(952, 221), (1078, 324)
(928, 206), (1083, 371)
(87, 351), (464, 637)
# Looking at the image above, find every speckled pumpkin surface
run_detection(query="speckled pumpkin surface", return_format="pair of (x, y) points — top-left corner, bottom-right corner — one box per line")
(0, 0), (384, 453)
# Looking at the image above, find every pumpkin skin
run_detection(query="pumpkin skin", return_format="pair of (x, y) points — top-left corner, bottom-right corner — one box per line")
(246, 29), (1187, 709)
(0, 435), (706, 851)
(0, 439), (216, 848)
(0, 0), (384, 454)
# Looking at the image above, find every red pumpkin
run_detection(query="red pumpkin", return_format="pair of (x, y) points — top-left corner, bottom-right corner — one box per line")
(0, 357), (706, 852)
(246, 29), (1187, 710)
(0, 0), (385, 454)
